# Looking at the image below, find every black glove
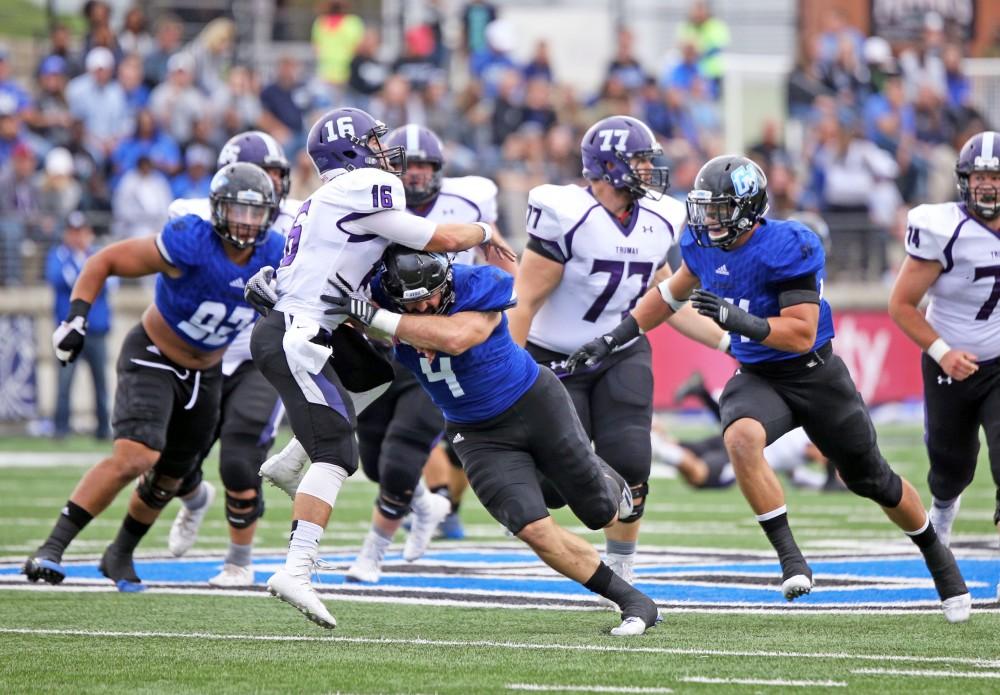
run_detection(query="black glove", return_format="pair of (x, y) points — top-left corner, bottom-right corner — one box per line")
(321, 293), (379, 326)
(565, 314), (642, 373)
(244, 265), (277, 316)
(690, 289), (771, 343)
(52, 299), (91, 366)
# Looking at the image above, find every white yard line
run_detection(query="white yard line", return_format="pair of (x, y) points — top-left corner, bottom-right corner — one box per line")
(851, 668), (1000, 680)
(2, 627), (999, 669)
(0, 453), (103, 467)
(680, 676), (847, 688)
(507, 685), (673, 693)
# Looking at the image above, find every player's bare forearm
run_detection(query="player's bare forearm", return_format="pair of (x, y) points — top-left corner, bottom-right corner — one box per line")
(632, 287), (675, 332)
(666, 303), (727, 349)
(761, 305), (819, 354)
(509, 249), (563, 345)
(637, 264), (699, 333)
(424, 223), (485, 252)
(396, 311), (501, 355)
(888, 256), (943, 350)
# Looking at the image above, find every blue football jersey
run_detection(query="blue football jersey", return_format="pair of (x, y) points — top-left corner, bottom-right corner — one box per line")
(154, 215), (285, 352)
(680, 218), (835, 364)
(372, 264), (540, 424)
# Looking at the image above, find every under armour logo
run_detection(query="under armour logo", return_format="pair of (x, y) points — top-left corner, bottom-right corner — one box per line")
(642, 225), (654, 233)
(938, 375), (953, 385)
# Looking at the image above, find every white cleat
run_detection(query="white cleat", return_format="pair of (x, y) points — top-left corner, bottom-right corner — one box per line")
(781, 574), (813, 601)
(208, 563), (254, 587)
(266, 569), (336, 629)
(260, 438), (309, 499)
(168, 481), (216, 557)
(610, 611), (662, 637)
(930, 496), (961, 548)
(403, 492), (451, 562)
(346, 532), (388, 583)
(942, 592), (972, 623)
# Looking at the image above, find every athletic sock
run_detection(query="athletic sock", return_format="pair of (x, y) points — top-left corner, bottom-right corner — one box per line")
(182, 482), (210, 511)
(225, 542), (253, 568)
(285, 519), (323, 572)
(757, 506), (811, 580)
(110, 514), (152, 555)
(584, 562), (657, 624)
(907, 518), (968, 600)
(606, 539), (635, 557)
(38, 501), (93, 559)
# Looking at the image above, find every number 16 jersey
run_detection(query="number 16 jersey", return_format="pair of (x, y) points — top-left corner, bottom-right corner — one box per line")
(524, 184), (685, 355)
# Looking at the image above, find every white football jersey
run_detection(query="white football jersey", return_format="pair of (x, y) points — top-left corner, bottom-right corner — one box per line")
(168, 196), (300, 375)
(274, 168), (436, 331)
(414, 176), (498, 266)
(525, 184), (685, 354)
(906, 202), (1000, 361)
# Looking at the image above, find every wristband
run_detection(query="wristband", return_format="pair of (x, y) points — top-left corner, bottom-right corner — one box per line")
(68, 298), (92, 321)
(475, 221), (493, 245)
(608, 314), (643, 347)
(370, 309), (402, 337)
(657, 280), (688, 312)
(717, 333), (731, 353)
(927, 338), (951, 364)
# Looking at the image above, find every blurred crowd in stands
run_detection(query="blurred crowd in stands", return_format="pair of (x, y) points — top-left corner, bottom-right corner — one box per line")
(0, 0), (992, 286)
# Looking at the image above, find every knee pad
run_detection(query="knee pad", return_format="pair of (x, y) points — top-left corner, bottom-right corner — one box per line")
(224, 492), (264, 529)
(374, 489), (413, 520)
(618, 482), (649, 524)
(176, 467), (203, 498)
(136, 471), (182, 510)
(838, 454), (903, 508)
(219, 437), (268, 492)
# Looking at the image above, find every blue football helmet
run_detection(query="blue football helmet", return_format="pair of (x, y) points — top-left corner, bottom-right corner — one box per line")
(580, 115), (669, 200)
(306, 107), (405, 176)
(208, 162), (278, 249)
(217, 130), (291, 200)
(385, 124), (445, 205)
(956, 131), (1000, 220)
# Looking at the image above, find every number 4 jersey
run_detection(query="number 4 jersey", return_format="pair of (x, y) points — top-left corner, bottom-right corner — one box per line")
(524, 184), (685, 355)
(154, 214), (285, 353)
(906, 201), (1000, 361)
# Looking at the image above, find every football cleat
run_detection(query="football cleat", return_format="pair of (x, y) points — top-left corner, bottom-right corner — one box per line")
(781, 573), (813, 601)
(929, 496), (961, 548)
(260, 438), (309, 499)
(266, 569), (336, 629)
(208, 563), (255, 587)
(942, 593), (972, 623)
(346, 531), (388, 583)
(437, 511), (465, 540)
(22, 555), (66, 584)
(168, 481), (216, 557)
(99, 545), (145, 593)
(403, 491), (451, 562)
(611, 609), (662, 637)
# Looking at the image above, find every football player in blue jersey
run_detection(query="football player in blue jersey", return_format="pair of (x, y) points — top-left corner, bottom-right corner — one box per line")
(316, 246), (661, 636)
(567, 155), (972, 623)
(23, 162), (284, 591)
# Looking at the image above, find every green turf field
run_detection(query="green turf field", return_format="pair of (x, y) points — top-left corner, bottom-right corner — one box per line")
(2, 424), (999, 694)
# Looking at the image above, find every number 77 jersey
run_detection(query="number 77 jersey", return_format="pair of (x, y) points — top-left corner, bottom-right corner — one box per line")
(907, 201), (1000, 360)
(524, 183), (686, 354)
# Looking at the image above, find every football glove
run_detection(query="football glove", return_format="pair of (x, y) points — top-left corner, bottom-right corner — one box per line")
(244, 265), (277, 316)
(565, 314), (642, 373)
(691, 289), (771, 342)
(52, 299), (91, 366)
(321, 293), (379, 326)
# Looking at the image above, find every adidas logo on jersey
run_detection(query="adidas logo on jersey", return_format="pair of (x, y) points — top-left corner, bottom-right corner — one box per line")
(229, 277), (246, 289)
(452, 433), (465, 444)
(715, 264), (730, 275)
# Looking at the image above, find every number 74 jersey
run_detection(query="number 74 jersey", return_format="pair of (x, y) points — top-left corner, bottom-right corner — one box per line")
(906, 201), (1000, 361)
(524, 183), (686, 354)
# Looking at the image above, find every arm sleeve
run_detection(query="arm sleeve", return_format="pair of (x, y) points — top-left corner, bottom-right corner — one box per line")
(349, 208), (437, 249)
(452, 267), (517, 313)
(155, 217), (202, 272)
(776, 273), (821, 308)
(904, 205), (946, 265)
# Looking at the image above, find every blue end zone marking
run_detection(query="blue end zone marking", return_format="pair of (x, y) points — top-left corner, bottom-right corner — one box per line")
(3, 551), (997, 606)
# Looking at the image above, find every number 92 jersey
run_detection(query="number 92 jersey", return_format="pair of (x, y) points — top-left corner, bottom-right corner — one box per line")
(524, 184), (684, 355)
(906, 201), (1000, 361)
(154, 214), (285, 352)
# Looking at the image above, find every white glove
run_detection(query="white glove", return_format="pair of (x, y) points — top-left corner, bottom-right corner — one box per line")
(245, 265), (278, 316)
(282, 316), (332, 375)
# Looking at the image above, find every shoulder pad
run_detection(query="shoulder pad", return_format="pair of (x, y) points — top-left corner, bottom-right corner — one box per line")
(526, 184), (597, 243)
(320, 169), (406, 212)
(640, 194), (687, 240)
(906, 203), (963, 262)
(167, 197), (211, 222)
(765, 220), (824, 280)
(441, 176), (499, 223)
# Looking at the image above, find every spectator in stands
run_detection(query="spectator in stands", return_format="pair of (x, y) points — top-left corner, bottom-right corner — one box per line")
(111, 154), (171, 239)
(64, 118), (110, 228)
(46, 211), (112, 440)
(817, 8), (864, 70)
(640, 78), (673, 139)
(117, 54), (150, 121)
(0, 143), (41, 262)
(489, 68), (524, 148)
(25, 56), (72, 148)
(368, 74), (425, 132)
(118, 7), (155, 60)
(347, 30), (388, 111)
(149, 52), (208, 146)
(472, 19), (520, 99)
(864, 69), (924, 201)
(749, 119), (789, 168)
(210, 65), (262, 140)
(110, 109), (181, 189)
(260, 55), (314, 153)
(171, 144), (214, 199)
(606, 28), (645, 91)
(523, 40), (554, 83)
(819, 32), (870, 103)
(143, 14), (184, 89)
(312, 0), (365, 102)
(862, 36), (896, 99)
(421, 75), (461, 142)
(81, 0), (113, 58)
(186, 18), (236, 96)
(67, 48), (130, 162)
(662, 40), (704, 95)
(587, 74), (636, 124)
(37, 24), (82, 80)
(88, 23), (124, 69)
(899, 12), (947, 102)
(0, 44), (31, 114)
(393, 25), (441, 92)
(787, 37), (832, 121)
(461, 0), (498, 57)
(520, 78), (557, 133)
(677, 0), (729, 93)
(38, 147), (82, 239)
(942, 43), (970, 109)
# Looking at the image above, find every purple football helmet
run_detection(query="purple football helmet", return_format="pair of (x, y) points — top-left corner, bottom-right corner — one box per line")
(306, 107), (405, 176)
(580, 115), (670, 200)
(956, 131), (1000, 220)
(217, 131), (290, 201)
(385, 124), (445, 205)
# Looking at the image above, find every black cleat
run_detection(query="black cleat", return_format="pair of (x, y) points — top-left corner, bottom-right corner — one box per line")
(99, 546), (145, 593)
(22, 555), (66, 584)
(674, 372), (707, 404)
